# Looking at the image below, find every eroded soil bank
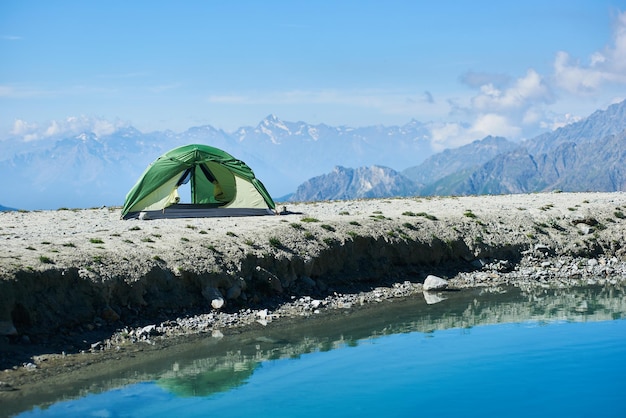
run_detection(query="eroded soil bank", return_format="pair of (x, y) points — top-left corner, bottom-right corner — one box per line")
(1, 192), (626, 390)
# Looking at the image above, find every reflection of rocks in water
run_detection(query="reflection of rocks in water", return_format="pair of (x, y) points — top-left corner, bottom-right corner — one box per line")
(157, 356), (258, 397)
(153, 285), (626, 398)
(423, 291), (447, 304)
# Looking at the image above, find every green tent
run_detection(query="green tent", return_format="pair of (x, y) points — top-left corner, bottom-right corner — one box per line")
(121, 144), (275, 219)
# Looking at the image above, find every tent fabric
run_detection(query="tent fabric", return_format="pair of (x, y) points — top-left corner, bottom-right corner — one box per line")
(121, 144), (275, 219)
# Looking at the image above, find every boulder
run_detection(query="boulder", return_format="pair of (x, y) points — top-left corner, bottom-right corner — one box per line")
(202, 287), (225, 309)
(423, 275), (448, 291)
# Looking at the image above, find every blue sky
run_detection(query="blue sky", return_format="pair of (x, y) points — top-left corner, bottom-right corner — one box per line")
(2, 1), (626, 149)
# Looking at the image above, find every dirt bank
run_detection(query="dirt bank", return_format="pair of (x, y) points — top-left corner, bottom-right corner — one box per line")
(1, 192), (626, 377)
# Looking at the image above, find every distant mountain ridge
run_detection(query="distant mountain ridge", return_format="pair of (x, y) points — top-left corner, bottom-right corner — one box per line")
(402, 136), (520, 186)
(0, 116), (434, 210)
(0, 204), (17, 211)
(289, 100), (626, 201)
(423, 100), (626, 196)
(289, 166), (419, 202)
(2, 100), (626, 209)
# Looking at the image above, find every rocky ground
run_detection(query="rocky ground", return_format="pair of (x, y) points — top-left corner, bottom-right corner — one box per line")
(1, 192), (626, 394)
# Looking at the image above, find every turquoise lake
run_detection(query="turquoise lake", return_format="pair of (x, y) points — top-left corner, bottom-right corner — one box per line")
(5, 285), (626, 418)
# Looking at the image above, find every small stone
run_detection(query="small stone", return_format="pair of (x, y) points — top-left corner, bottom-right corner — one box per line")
(534, 244), (552, 254)
(141, 324), (157, 335)
(23, 362), (37, 371)
(202, 287), (225, 309)
(576, 224), (594, 235)
(423, 275), (448, 291)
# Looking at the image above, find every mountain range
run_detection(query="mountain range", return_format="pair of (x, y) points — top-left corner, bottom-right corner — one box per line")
(291, 100), (626, 201)
(1, 100), (625, 210)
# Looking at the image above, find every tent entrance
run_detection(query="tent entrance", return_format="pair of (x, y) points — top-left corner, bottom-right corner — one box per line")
(173, 164), (230, 206)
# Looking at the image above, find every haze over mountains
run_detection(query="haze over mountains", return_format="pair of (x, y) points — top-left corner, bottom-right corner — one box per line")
(1, 100), (625, 210)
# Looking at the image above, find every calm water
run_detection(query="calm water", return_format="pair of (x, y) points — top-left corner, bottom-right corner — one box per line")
(5, 285), (626, 418)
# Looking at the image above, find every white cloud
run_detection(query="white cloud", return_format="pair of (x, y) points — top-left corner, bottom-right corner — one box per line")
(553, 11), (626, 94)
(10, 116), (130, 142)
(539, 113), (583, 131)
(471, 69), (550, 111)
(430, 10), (626, 150)
(470, 113), (521, 139)
(11, 119), (40, 142)
(553, 51), (608, 93)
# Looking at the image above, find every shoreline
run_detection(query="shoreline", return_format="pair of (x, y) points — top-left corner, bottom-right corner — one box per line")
(2, 192), (626, 393)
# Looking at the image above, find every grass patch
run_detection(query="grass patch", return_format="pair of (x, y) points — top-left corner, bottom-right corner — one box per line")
(129, 226), (141, 231)
(186, 224), (197, 230)
(614, 210), (625, 219)
(349, 221), (361, 226)
(290, 222), (305, 230)
(339, 211), (350, 215)
(320, 224), (336, 232)
(226, 231), (238, 237)
(39, 255), (54, 264)
(180, 237), (189, 242)
(323, 237), (338, 246)
(62, 242), (76, 248)
(89, 238), (104, 244)
(416, 212), (438, 221)
(463, 210), (477, 219)
(141, 237), (155, 243)
(269, 237), (283, 248)
(301, 217), (319, 223)
(402, 222), (418, 231)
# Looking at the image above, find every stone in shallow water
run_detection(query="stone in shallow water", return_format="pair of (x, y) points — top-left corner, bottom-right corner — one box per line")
(423, 275), (448, 291)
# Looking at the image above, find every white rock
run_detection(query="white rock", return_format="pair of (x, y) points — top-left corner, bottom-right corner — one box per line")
(202, 286), (225, 309)
(211, 298), (225, 309)
(423, 275), (449, 291)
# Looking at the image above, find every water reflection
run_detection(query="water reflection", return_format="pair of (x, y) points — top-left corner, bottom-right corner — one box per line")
(148, 285), (626, 399)
(4, 285), (626, 416)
